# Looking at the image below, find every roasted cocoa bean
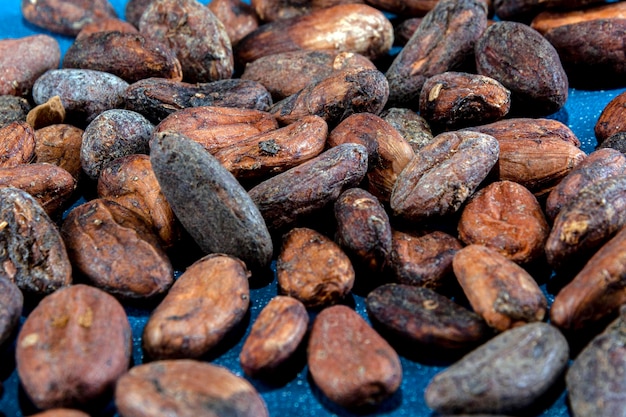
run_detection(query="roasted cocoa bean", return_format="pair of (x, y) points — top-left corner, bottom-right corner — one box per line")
(153, 105), (278, 153)
(390, 130), (499, 223)
(16, 284), (132, 409)
(385, 0), (488, 107)
(20, 0), (118, 36)
(125, 0), (153, 28)
(143, 254), (250, 359)
(0, 120), (36, 167)
(61, 198), (174, 300)
(63, 31), (183, 84)
(308, 304), (402, 409)
(595, 90), (626, 144)
(545, 148), (626, 222)
(419, 71), (511, 131)
(76, 17), (139, 40)
(328, 112), (414, 202)
(97, 154), (180, 249)
(0, 35), (60, 97)
(0, 95), (31, 128)
(248, 143), (368, 231)
(566, 308), (626, 417)
(334, 187), (392, 272)
(457, 180), (549, 264)
(269, 67), (389, 126)
(34, 124), (84, 181)
(453, 244), (547, 331)
(465, 117), (581, 146)
(597, 132), (626, 154)
(475, 21), (568, 116)
(150, 131), (273, 271)
(240, 50), (376, 101)
(32, 69), (129, 125)
(0, 187), (72, 294)
(366, 0), (438, 17)
(213, 114), (327, 181)
(139, 0), (233, 83)
(80, 109), (154, 181)
(425, 322), (569, 414)
(239, 295), (308, 377)
(0, 277), (22, 346)
(545, 175), (626, 272)
(235, 4), (393, 65)
(114, 360), (269, 417)
(251, 0), (365, 22)
(551, 226), (626, 331)
(208, 0), (260, 46)
(530, 1), (626, 34)
(0, 163), (77, 217)
(30, 409), (91, 417)
(388, 229), (463, 289)
(277, 227), (354, 307)
(125, 77), (273, 125)
(366, 283), (490, 350)
(380, 107), (434, 153)
(393, 17), (422, 46)
(544, 19), (626, 89)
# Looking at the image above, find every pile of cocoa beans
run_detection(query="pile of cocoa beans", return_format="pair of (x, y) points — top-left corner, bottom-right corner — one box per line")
(1, 0), (626, 416)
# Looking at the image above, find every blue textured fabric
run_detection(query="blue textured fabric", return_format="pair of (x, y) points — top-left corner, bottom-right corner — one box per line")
(0, 1), (625, 416)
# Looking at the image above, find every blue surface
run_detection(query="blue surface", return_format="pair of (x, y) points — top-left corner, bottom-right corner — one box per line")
(1, 1), (626, 416)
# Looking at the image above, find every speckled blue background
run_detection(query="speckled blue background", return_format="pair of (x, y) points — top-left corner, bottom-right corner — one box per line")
(1, 1), (625, 416)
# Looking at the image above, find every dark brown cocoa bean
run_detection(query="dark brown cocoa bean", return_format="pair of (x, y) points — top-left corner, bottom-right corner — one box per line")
(465, 117), (581, 147)
(453, 244), (547, 331)
(277, 227), (354, 308)
(0, 163), (77, 217)
(494, 0), (607, 23)
(366, 283), (490, 350)
(597, 132), (626, 154)
(385, 0), (488, 107)
(334, 187), (392, 272)
(63, 31), (183, 84)
(251, 0), (364, 22)
(545, 175), (626, 272)
(125, 0), (153, 28)
(239, 295), (308, 377)
(393, 17), (422, 46)
(0, 95), (31, 128)
(269, 67), (389, 126)
(545, 148), (626, 222)
(248, 143), (368, 232)
(114, 360), (269, 417)
(97, 154), (179, 249)
(208, 0), (260, 46)
(550, 226), (626, 331)
(366, 0), (438, 17)
(34, 124), (84, 181)
(139, 0), (233, 83)
(475, 21), (568, 116)
(80, 109), (154, 181)
(235, 4), (393, 65)
(566, 308), (626, 417)
(240, 50), (376, 101)
(419, 71), (511, 131)
(0, 277), (22, 346)
(16, 284), (132, 409)
(32, 69), (129, 125)
(213, 114), (327, 181)
(531, 1), (626, 35)
(0, 35), (60, 97)
(595, 90), (626, 144)
(153, 105), (278, 153)
(388, 229), (463, 289)
(150, 131), (273, 271)
(0, 121), (36, 168)
(308, 304), (402, 409)
(124, 77), (273, 124)
(457, 180), (549, 264)
(20, 0), (118, 36)
(61, 198), (174, 300)
(76, 18), (139, 40)
(380, 107), (434, 153)
(0, 187), (72, 294)
(425, 322), (569, 414)
(143, 254), (250, 359)
(390, 130), (499, 223)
